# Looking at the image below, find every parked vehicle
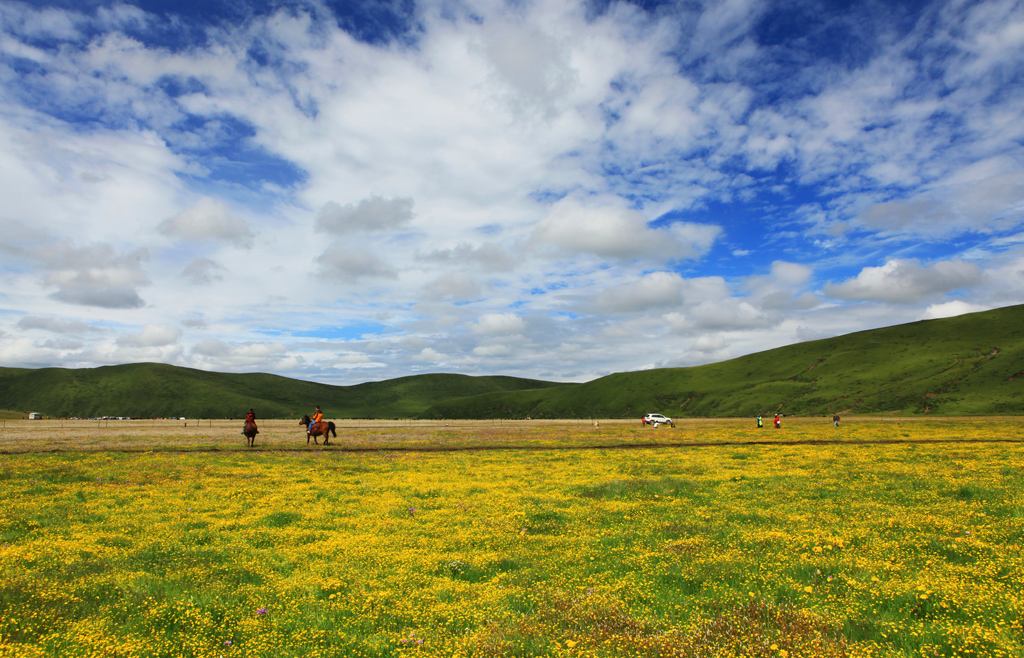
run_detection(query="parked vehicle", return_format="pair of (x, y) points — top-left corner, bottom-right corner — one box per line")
(643, 413), (674, 427)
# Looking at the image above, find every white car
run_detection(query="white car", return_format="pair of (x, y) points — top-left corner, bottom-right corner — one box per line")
(643, 413), (674, 427)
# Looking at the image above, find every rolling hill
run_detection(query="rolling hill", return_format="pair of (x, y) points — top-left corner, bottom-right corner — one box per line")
(1, 304), (1021, 418)
(422, 304), (1024, 418)
(0, 364), (562, 419)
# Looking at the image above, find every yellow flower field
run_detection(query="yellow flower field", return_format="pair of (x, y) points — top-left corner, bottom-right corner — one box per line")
(1, 419), (1022, 656)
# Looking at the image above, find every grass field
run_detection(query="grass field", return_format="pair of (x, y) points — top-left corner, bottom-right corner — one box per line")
(1, 419), (1022, 657)
(2, 416), (1023, 452)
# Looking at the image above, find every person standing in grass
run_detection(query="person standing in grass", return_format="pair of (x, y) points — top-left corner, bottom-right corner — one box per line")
(774, 413), (781, 429)
(833, 414), (840, 428)
(756, 415), (763, 428)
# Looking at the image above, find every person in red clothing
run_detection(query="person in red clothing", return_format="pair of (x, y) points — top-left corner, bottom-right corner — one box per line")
(242, 408), (258, 436)
(773, 413), (781, 429)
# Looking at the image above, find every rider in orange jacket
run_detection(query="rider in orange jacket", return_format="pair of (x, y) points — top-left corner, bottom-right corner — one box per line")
(309, 405), (324, 431)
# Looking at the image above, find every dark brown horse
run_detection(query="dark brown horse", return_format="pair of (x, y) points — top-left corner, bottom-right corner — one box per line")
(243, 420), (258, 447)
(300, 415), (336, 445)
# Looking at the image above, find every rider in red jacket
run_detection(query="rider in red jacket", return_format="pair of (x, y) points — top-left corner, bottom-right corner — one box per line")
(243, 408), (258, 434)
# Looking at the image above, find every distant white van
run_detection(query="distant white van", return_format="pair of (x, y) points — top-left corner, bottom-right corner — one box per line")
(27, 412), (43, 420)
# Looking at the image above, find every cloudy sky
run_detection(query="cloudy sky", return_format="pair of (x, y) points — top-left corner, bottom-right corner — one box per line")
(1, 0), (1022, 384)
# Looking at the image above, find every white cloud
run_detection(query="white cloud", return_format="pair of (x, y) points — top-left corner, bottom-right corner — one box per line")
(40, 244), (150, 309)
(0, 336), (72, 367)
(192, 338), (229, 357)
(418, 242), (517, 272)
(743, 261), (818, 310)
(0, 112), (188, 245)
(472, 343), (512, 357)
(420, 273), (482, 301)
(825, 259), (984, 304)
(972, 250), (1024, 308)
(181, 257), (225, 285)
(665, 298), (766, 332)
(532, 195), (720, 261)
(472, 313), (525, 336)
(159, 197), (254, 246)
(605, 74), (703, 152)
(477, 16), (576, 116)
(0, 3), (82, 40)
(318, 244), (398, 281)
(189, 339), (302, 372)
(40, 337), (83, 350)
(417, 347), (446, 363)
(857, 158), (1024, 237)
(315, 196), (414, 234)
(688, 0), (766, 61)
(17, 315), (97, 334)
(767, 261), (812, 287)
(594, 271), (688, 313)
(923, 300), (989, 319)
(116, 324), (181, 348)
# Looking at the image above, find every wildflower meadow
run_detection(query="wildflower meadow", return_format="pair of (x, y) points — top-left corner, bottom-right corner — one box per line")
(0, 418), (1021, 656)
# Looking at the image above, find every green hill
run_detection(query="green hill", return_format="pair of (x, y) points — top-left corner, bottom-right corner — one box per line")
(1, 304), (1022, 418)
(421, 304), (1024, 418)
(0, 364), (560, 419)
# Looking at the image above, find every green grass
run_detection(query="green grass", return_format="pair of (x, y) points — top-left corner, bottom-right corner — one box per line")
(2, 304), (1023, 418)
(424, 303), (1024, 418)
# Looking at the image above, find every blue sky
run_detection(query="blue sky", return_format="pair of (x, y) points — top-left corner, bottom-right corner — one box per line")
(0, 0), (1022, 383)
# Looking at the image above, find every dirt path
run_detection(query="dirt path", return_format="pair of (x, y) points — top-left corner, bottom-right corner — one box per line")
(3, 436), (1023, 455)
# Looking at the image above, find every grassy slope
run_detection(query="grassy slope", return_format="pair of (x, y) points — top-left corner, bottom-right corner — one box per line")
(2, 304), (1022, 418)
(423, 304), (1024, 418)
(0, 364), (560, 418)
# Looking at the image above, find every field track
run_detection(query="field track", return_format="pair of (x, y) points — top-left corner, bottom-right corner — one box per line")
(1, 416), (1021, 453)
(2, 436), (1024, 454)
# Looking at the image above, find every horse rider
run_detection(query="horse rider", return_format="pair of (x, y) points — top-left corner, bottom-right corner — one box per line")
(310, 405), (324, 432)
(242, 408), (258, 435)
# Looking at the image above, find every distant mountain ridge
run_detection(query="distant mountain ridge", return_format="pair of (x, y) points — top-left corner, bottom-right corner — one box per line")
(0, 365), (561, 418)
(2, 304), (1022, 418)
